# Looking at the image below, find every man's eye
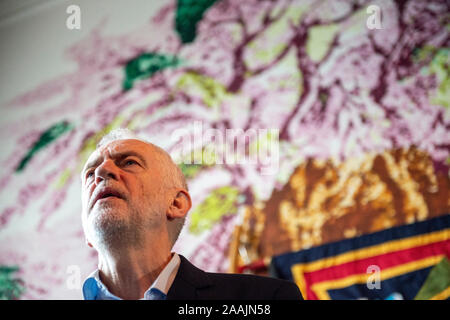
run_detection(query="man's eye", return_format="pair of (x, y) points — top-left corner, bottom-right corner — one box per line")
(124, 159), (137, 166)
(86, 171), (94, 179)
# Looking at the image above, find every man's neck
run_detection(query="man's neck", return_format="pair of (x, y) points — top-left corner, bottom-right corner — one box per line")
(97, 242), (172, 300)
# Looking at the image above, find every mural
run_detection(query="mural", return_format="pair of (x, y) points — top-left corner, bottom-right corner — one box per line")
(0, 0), (448, 299)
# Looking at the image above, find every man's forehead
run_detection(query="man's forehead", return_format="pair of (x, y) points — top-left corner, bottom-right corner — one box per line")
(98, 138), (150, 153)
(83, 139), (153, 169)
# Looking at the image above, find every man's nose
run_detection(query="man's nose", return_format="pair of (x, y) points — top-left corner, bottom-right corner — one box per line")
(94, 160), (119, 184)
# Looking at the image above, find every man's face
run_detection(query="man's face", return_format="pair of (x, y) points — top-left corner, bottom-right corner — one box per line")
(80, 139), (167, 248)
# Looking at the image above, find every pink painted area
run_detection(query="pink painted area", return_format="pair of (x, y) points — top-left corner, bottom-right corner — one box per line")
(0, 0), (448, 299)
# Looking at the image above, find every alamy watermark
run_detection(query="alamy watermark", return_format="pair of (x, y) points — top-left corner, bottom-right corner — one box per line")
(66, 5), (81, 30)
(366, 264), (381, 290)
(66, 264), (81, 290)
(171, 121), (279, 175)
(366, 5), (382, 30)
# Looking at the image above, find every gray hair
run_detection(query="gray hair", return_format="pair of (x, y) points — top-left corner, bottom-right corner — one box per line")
(97, 128), (188, 245)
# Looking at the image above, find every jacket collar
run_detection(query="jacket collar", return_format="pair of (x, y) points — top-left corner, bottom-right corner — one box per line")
(166, 254), (213, 300)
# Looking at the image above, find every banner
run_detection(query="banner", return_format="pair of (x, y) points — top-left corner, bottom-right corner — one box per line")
(271, 215), (450, 300)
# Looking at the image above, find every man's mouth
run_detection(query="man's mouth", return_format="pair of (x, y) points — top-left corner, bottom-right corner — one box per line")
(98, 195), (121, 201)
(92, 188), (124, 207)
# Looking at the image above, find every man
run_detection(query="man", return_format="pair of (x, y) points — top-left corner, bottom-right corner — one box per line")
(80, 128), (303, 300)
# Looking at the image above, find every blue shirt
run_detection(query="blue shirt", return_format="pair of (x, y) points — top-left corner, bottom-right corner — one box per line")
(82, 253), (180, 300)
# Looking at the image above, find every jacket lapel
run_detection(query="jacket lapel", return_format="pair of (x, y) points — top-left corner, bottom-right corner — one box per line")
(167, 254), (213, 300)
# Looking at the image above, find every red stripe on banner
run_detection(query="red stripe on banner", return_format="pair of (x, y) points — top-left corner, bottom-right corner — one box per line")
(302, 239), (450, 295)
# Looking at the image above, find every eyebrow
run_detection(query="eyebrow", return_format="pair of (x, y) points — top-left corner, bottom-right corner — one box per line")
(82, 150), (148, 175)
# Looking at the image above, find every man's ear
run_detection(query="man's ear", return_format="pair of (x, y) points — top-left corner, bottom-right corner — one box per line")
(167, 190), (192, 220)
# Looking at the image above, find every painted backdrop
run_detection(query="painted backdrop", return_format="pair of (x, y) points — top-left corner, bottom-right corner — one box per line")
(0, 0), (449, 299)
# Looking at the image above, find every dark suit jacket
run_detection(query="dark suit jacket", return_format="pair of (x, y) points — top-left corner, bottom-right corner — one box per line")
(167, 255), (303, 300)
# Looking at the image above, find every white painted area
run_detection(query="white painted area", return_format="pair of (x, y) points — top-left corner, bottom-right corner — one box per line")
(0, 0), (164, 105)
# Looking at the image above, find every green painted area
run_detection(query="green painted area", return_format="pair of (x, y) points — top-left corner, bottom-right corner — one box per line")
(189, 186), (240, 234)
(247, 5), (304, 67)
(252, 43), (286, 65)
(179, 163), (203, 179)
(429, 48), (449, 108)
(123, 52), (181, 90)
(248, 129), (279, 156)
(412, 45), (436, 63)
(319, 91), (329, 105)
(306, 24), (339, 62)
(414, 257), (450, 300)
(54, 168), (72, 189)
(0, 266), (25, 300)
(177, 71), (228, 108)
(413, 46), (449, 108)
(16, 121), (74, 172)
(177, 147), (217, 178)
(285, 3), (308, 26)
(175, 0), (218, 44)
(446, 157), (450, 165)
(175, 145), (222, 181)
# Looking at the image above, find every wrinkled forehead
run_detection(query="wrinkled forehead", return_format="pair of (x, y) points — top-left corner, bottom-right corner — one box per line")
(82, 139), (154, 174)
